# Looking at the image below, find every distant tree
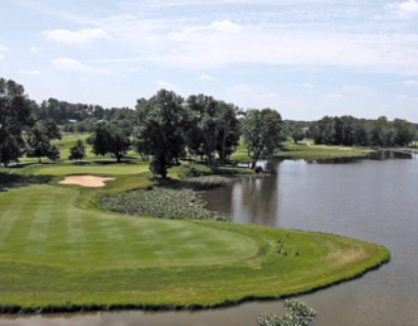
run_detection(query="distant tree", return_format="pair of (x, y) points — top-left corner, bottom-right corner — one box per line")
(89, 123), (131, 162)
(353, 120), (371, 147)
(290, 128), (305, 144)
(0, 78), (32, 167)
(27, 119), (61, 163)
(393, 119), (416, 147)
(47, 145), (60, 163)
(242, 108), (283, 169)
(310, 116), (336, 145)
(134, 89), (188, 178)
(371, 116), (394, 147)
(68, 140), (86, 161)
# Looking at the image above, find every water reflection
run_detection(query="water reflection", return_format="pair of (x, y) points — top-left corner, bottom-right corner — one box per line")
(204, 175), (279, 227)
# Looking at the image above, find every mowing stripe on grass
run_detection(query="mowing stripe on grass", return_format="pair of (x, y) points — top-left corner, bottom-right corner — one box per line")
(0, 177), (390, 309)
(0, 184), (259, 271)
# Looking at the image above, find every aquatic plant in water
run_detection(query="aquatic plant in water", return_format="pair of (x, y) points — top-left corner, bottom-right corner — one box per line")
(257, 299), (316, 326)
(100, 187), (228, 221)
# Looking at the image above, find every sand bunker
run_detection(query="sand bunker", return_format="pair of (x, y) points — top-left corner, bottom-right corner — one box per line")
(59, 175), (115, 188)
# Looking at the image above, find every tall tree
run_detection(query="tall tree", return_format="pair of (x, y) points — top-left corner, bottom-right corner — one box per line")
(135, 89), (188, 178)
(186, 94), (219, 164)
(371, 116), (394, 147)
(68, 140), (86, 161)
(0, 78), (32, 167)
(215, 101), (241, 163)
(393, 119), (416, 147)
(27, 118), (62, 163)
(89, 123), (131, 162)
(242, 108), (283, 169)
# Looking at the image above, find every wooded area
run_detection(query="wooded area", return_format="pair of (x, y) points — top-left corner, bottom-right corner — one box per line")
(1, 77), (417, 176)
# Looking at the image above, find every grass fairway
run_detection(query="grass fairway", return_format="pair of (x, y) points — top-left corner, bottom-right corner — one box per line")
(0, 164), (390, 312)
(275, 140), (373, 160)
(33, 163), (149, 176)
(230, 139), (373, 162)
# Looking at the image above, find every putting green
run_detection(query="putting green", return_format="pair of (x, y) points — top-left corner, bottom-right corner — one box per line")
(0, 185), (258, 270)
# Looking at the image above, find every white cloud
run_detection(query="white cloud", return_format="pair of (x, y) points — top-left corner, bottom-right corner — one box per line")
(101, 13), (418, 74)
(52, 58), (109, 74)
(211, 20), (243, 33)
(44, 28), (107, 44)
(387, 0), (418, 18)
(403, 80), (418, 86)
(199, 74), (215, 81)
(19, 70), (41, 76)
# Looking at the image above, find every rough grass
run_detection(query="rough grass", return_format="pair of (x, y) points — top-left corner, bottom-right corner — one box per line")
(0, 163), (390, 312)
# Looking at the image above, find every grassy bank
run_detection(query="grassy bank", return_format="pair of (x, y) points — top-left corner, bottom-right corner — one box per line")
(275, 140), (374, 160)
(0, 162), (390, 313)
(230, 139), (374, 162)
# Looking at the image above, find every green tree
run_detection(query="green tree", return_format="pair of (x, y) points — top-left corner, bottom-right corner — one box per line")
(309, 116), (336, 145)
(242, 108), (283, 169)
(0, 78), (32, 167)
(135, 90), (188, 178)
(290, 128), (305, 144)
(47, 145), (60, 163)
(371, 116), (394, 147)
(27, 119), (62, 163)
(89, 123), (130, 162)
(0, 135), (23, 167)
(68, 140), (86, 161)
(215, 101), (241, 163)
(186, 94), (220, 164)
(393, 118), (416, 147)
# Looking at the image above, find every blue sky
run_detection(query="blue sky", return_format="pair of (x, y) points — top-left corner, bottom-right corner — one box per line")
(1, 0), (418, 121)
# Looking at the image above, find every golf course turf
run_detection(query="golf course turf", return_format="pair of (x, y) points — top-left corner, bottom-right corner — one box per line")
(0, 163), (390, 313)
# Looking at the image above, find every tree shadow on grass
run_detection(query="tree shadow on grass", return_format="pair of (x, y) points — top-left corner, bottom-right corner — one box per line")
(0, 173), (54, 192)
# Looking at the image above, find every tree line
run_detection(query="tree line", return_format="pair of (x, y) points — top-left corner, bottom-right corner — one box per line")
(32, 97), (133, 125)
(0, 78), (284, 176)
(2, 77), (417, 176)
(308, 115), (417, 147)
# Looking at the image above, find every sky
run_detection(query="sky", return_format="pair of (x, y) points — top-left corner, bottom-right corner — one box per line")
(1, 0), (418, 121)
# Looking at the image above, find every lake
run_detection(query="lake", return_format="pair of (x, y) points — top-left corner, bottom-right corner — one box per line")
(2, 154), (418, 325)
